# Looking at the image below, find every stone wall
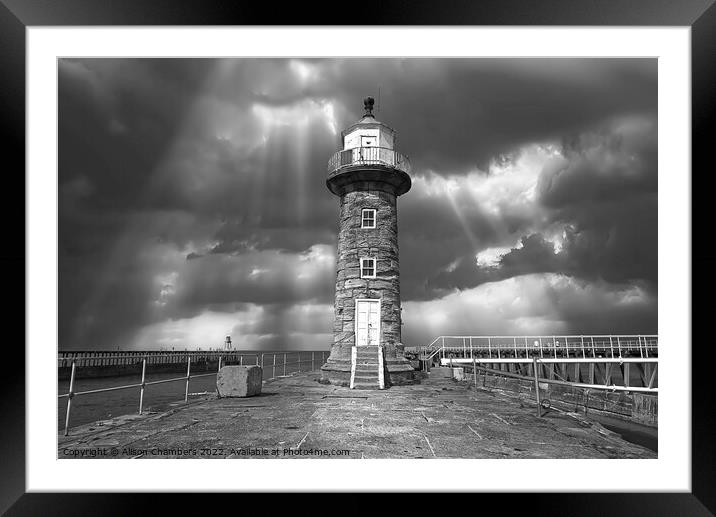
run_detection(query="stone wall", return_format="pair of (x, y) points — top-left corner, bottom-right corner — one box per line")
(332, 189), (402, 348)
(475, 371), (658, 427)
(321, 166), (417, 386)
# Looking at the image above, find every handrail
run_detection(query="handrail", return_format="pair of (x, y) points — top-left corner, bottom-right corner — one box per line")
(327, 146), (411, 175)
(410, 335), (658, 371)
(417, 334), (657, 340)
(409, 336), (443, 362)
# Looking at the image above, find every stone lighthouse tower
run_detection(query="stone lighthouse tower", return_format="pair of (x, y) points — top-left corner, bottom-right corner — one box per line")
(320, 97), (415, 388)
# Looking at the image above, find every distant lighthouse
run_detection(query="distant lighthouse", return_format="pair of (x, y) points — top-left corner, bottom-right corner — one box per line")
(320, 97), (416, 388)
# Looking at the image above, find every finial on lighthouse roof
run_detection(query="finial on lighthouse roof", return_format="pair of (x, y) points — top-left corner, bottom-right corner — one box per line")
(363, 96), (375, 117)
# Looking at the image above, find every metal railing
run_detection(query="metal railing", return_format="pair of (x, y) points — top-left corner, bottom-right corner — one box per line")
(405, 335), (658, 366)
(327, 146), (411, 175)
(442, 356), (658, 390)
(58, 350), (329, 436)
(58, 350), (248, 368)
(443, 356), (658, 418)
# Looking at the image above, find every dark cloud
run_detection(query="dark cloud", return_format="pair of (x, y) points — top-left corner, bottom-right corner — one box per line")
(58, 58), (657, 350)
(407, 114), (657, 302)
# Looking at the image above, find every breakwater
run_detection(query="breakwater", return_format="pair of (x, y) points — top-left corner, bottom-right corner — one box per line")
(58, 351), (329, 381)
(464, 366), (658, 427)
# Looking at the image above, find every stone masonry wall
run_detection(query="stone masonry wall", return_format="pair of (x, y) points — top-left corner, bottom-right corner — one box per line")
(333, 190), (401, 349)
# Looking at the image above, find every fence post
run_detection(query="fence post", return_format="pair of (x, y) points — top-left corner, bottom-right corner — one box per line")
(63, 360), (77, 436)
(648, 364), (658, 389)
(312, 351), (315, 370)
(553, 335), (557, 358)
(284, 353), (287, 377)
(533, 357), (542, 418)
(218, 355), (222, 371)
(609, 335), (614, 358)
(184, 356), (191, 402)
(138, 358), (146, 414)
(273, 353), (276, 378)
(638, 335), (643, 358)
(473, 359), (477, 387)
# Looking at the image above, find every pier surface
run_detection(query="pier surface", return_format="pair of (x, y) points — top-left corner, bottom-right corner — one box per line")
(58, 372), (655, 459)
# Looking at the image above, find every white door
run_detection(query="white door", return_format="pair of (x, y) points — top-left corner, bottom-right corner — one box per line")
(355, 299), (380, 347)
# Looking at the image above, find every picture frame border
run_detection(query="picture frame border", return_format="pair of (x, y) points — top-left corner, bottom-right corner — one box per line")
(2, 0), (712, 513)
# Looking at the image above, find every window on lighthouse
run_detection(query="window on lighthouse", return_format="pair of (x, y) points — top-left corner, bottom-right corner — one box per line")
(361, 135), (377, 147)
(360, 257), (376, 278)
(361, 209), (376, 228)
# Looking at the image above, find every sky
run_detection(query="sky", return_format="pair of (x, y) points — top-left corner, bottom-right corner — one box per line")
(58, 58), (657, 351)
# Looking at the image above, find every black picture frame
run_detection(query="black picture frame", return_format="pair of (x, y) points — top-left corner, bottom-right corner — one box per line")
(2, 0), (712, 514)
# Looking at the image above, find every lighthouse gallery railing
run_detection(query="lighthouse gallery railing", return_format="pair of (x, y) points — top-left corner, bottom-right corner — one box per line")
(327, 146), (411, 175)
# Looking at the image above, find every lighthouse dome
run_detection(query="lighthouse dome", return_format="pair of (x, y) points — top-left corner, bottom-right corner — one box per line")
(341, 96), (396, 151)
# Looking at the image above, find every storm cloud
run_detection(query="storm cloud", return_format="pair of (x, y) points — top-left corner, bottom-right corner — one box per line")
(58, 58), (657, 350)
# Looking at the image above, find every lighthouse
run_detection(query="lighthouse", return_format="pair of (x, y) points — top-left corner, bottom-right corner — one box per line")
(320, 97), (416, 388)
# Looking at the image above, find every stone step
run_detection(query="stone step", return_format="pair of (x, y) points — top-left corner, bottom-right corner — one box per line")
(351, 346), (383, 389)
(353, 368), (378, 375)
(352, 382), (380, 390)
(355, 364), (379, 371)
(355, 371), (380, 377)
(354, 374), (379, 382)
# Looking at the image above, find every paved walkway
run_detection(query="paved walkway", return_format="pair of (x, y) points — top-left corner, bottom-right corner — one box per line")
(58, 372), (655, 459)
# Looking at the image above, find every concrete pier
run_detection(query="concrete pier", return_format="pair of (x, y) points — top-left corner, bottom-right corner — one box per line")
(58, 372), (655, 459)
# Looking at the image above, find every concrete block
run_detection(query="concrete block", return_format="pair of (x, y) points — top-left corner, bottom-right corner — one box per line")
(430, 367), (455, 378)
(452, 367), (465, 381)
(216, 365), (262, 398)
